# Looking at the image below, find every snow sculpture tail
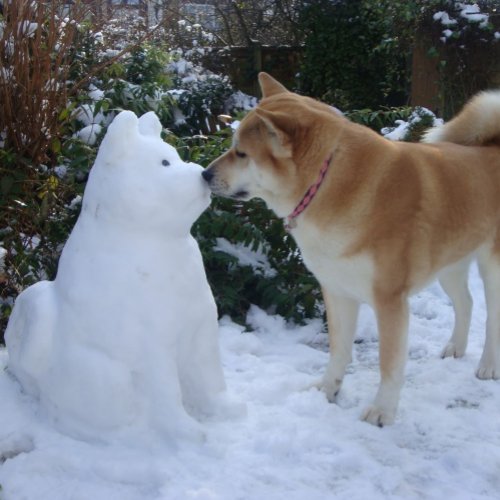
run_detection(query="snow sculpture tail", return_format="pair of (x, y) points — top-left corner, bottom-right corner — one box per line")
(422, 90), (500, 146)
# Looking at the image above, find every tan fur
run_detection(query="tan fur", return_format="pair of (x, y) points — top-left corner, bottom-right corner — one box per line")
(203, 73), (500, 426)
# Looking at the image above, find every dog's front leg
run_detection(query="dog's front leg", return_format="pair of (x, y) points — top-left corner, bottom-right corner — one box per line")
(321, 288), (360, 402)
(361, 293), (409, 427)
(476, 250), (500, 379)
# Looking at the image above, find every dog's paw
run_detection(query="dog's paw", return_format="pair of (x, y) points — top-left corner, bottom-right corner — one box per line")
(319, 377), (343, 403)
(476, 363), (500, 380)
(441, 341), (466, 359)
(360, 405), (395, 427)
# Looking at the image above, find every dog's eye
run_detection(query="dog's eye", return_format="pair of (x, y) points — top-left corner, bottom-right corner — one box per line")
(162, 159), (170, 167)
(235, 150), (247, 158)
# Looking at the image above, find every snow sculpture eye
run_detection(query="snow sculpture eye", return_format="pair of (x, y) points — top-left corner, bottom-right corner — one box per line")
(162, 159), (170, 167)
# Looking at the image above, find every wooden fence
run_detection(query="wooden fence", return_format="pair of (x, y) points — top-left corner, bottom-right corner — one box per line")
(202, 42), (500, 119)
(202, 45), (303, 97)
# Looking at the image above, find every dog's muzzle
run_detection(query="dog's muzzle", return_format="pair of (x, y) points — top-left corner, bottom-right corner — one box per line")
(202, 168), (214, 183)
(201, 167), (248, 200)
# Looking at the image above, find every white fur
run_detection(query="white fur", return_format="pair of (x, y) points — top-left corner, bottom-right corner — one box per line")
(296, 224), (375, 304)
(476, 244), (500, 379)
(421, 123), (446, 143)
(423, 91), (500, 145)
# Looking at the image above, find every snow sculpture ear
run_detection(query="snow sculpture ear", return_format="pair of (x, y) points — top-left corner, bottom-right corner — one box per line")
(138, 111), (163, 138)
(98, 110), (139, 163)
(106, 110), (139, 142)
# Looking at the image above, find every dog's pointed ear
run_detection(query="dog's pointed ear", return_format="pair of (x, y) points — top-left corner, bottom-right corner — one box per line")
(255, 108), (293, 158)
(259, 72), (289, 98)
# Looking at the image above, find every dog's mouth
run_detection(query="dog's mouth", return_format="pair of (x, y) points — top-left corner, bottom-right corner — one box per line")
(204, 175), (251, 201)
(231, 190), (249, 200)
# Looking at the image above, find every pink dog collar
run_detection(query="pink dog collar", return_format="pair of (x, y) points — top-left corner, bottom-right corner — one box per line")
(284, 155), (333, 231)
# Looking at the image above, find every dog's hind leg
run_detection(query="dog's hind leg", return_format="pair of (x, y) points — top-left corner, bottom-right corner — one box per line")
(439, 258), (473, 359)
(320, 288), (360, 402)
(361, 292), (409, 427)
(476, 246), (500, 379)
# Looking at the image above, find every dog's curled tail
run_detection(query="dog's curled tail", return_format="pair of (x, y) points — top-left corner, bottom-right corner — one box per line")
(422, 90), (500, 146)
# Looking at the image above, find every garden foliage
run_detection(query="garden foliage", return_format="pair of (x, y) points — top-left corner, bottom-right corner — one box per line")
(298, 0), (414, 109)
(419, 0), (500, 117)
(1, 0), (498, 340)
(0, 2), (318, 339)
(298, 0), (499, 115)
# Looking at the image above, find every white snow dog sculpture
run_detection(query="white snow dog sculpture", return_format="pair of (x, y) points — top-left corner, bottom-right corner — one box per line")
(5, 110), (228, 442)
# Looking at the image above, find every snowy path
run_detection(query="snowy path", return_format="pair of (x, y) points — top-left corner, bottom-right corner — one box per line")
(1, 264), (500, 500)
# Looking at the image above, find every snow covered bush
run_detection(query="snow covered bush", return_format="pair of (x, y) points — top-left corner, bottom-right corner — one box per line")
(381, 107), (444, 142)
(346, 107), (414, 133)
(170, 130), (324, 325)
(0, 1), (139, 329)
(171, 72), (234, 135)
(298, 1), (499, 116)
(421, 0), (500, 116)
(0, 0), (253, 326)
(431, 1), (496, 43)
(0, 2), (98, 296)
(6, 1), (460, 338)
(73, 44), (239, 138)
(194, 195), (323, 324)
(0, 2), (453, 339)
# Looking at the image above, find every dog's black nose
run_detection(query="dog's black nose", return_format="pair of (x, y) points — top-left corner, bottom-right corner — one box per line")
(202, 168), (214, 182)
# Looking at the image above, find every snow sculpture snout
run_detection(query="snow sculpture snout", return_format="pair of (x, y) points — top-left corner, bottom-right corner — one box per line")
(5, 110), (227, 443)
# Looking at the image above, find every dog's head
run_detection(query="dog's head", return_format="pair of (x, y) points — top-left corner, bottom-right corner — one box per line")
(202, 73), (345, 217)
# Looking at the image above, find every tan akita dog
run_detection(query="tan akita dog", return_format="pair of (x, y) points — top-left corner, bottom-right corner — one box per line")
(202, 73), (500, 426)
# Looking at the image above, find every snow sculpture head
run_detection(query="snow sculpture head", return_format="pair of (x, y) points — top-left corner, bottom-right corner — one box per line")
(86, 110), (211, 233)
(5, 110), (230, 444)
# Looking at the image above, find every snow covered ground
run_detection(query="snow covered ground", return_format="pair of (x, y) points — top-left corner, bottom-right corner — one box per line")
(1, 263), (500, 500)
